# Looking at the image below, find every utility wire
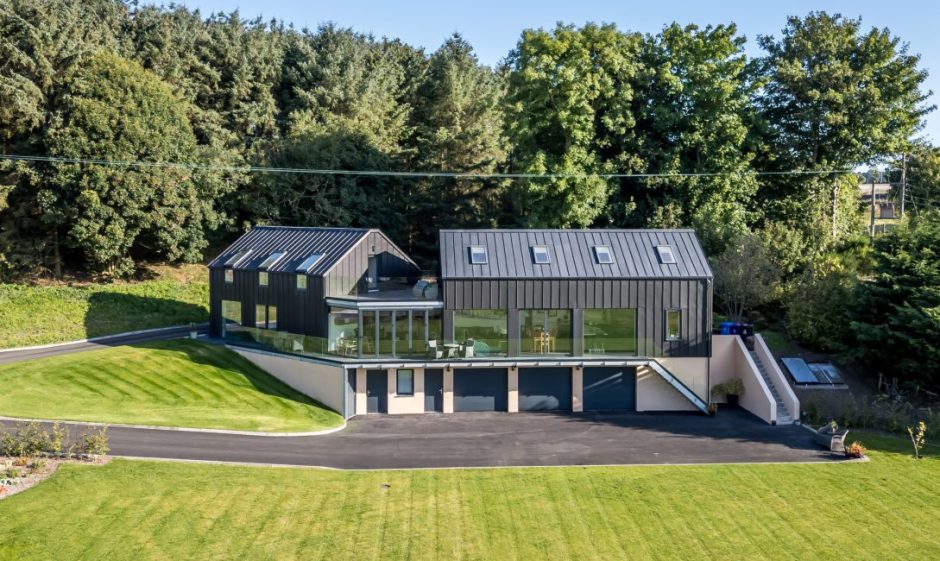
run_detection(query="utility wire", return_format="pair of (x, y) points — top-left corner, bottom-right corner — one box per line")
(0, 153), (856, 180)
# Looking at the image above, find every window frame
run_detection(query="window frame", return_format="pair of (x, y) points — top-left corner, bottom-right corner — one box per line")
(296, 274), (307, 290)
(396, 369), (414, 396)
(593, 245), (614, 264)
(665, 309), (682, 341)
(655, 245), (677, 264)
(258, 271), (269, 287)
(531, 245), (551, 264)
(469, 245), (488, 265)
(224, 269), (234, 283)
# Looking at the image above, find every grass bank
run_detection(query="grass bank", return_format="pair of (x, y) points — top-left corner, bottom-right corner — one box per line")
(0, 340), (343, 432)
(0, 264), (208, 349)
(0, 433), (937, 560)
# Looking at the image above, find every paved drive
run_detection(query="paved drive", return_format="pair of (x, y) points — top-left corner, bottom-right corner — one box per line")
(4, 410), (837, 469)
(0, 325), (209, 365)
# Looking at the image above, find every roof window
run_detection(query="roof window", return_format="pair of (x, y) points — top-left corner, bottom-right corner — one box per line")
(223, 249), (252, 268)
(655, 245), (677, 264)
(594, 245), (613, 264)
(296, 253), (323, 273)
(469, 246), (488, 265)
(259, 251), (287, 270)
(531, 246), (551, 264)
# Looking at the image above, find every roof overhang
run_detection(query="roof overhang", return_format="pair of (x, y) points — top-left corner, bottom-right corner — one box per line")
(326, 297), (444, 311)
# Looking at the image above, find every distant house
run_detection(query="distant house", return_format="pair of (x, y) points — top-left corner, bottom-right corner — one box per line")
(209, 226), (796, 425)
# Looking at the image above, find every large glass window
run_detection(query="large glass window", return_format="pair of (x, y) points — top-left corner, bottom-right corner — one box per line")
(665, 309), (681, 341)
(329, 308), (359, 356)
(221, 300), (241, 336)
(453, 310), (507, 357)
(378, 311), (394, 356)
(395, 310), (411, 356)
(520, 309), (571, 355)
(255, 304), (266, 328)
(361, 312), (377, 356)
(584, 309), (637, 355)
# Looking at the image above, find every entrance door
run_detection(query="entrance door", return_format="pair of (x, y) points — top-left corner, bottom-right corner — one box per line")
(367, 255), (378, 292)
(366, 369), (387, 414)
(424, 369), (444, 412)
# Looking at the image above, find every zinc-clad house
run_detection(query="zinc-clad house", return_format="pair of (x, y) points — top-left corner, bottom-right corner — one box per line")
(209, 225), (794, 424)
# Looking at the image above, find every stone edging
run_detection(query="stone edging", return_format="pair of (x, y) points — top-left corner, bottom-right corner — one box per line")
(0, 415), (347, 438)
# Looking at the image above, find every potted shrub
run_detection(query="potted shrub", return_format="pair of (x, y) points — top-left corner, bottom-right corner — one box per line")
(711, 379), (745, 406)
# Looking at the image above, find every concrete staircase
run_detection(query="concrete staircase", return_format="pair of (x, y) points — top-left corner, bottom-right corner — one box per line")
(749, 350), (794, 425)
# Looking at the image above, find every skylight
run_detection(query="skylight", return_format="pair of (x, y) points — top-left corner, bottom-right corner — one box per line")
(655, 245), (677, 264)
(531, 246), (551, 264)
(594, 245), (613, 264)
(296, 253), (324, 273)
(223, 249), (252, 268)
(469, 246), (488, 265)
(258, 251), (287, 270)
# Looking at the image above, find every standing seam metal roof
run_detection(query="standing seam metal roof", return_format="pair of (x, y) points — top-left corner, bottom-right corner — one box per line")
(209, 226), (374, 276)
(439, 229), (713, 279)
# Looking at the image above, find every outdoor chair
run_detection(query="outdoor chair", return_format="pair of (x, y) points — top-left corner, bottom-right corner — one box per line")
(427, 339), (443, 359)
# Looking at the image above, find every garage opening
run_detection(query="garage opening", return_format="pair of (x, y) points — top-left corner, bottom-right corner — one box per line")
(453, 368), (508, 412)
(519, 367), (572, 411)
(583, 367), (636, 411)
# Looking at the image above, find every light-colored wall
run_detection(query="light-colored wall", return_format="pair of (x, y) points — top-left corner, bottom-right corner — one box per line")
(508, 368), (519, 413)
(655, 357), (709, 400)
(355, 368), (367, 415)
(230, 347), (345, 416)
(572, 367), (583, 412)
(387, 368), (426, 414)
(754, 334), (800, 422)
(636, 366), (700, 411)
(443, 369), (454, 413)
(710, 335), (776, 424)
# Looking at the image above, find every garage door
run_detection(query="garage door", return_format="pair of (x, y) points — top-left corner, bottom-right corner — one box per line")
(519, 367), (572, 411)
(454, 368), (508, 412)
(583, 367), (636, 411)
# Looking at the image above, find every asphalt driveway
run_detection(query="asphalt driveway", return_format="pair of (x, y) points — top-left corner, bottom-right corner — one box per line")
(6, 409), (838, 469)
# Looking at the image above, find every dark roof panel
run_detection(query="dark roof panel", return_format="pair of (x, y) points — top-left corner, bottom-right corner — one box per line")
(439, 229), (712, 280)
(209, 226), (372, 276)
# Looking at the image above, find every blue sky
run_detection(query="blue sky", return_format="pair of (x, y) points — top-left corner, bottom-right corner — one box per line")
(154, 0), (940, 143)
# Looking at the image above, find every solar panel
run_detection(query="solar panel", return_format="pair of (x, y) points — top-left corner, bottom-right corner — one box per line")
(296, 253), (323, 273)
(782, 358), (818, 384)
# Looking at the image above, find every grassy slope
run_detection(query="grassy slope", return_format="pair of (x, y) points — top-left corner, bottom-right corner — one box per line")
(0, 340), (343, 432)
(1, 434), (938, 560)
(0, 265), (208, 349)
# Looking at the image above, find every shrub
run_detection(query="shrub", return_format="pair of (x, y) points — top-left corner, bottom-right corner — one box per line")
(711, 379), (746, 397)
(845, 441), (867, 458)
(908, 421), (927, 459)
(80, 427), (110, 458)
(0, 431), (20, 457)
(49, 422), (68, 457)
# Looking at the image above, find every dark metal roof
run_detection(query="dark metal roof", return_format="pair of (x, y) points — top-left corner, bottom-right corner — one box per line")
(209, 226), (373, 276)
(439, 229), (713, 280)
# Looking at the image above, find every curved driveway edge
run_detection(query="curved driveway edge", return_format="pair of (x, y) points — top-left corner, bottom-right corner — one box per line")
(0, 415), (347, 438)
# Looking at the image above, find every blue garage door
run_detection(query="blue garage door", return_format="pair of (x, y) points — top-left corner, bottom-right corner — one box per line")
(454, 368), (508, 412)
(519, 368), (572, 411)
(583, 367), (636, 411)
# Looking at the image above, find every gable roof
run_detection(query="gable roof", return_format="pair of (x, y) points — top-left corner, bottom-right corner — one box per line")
(439, 229), (712, 280)
(209, 226), (374, 276)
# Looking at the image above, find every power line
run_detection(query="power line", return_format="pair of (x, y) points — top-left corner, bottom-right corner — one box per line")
(0, 154), (855, 180)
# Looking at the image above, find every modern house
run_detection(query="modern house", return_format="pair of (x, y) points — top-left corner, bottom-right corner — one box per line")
(209, 226), (798, 424)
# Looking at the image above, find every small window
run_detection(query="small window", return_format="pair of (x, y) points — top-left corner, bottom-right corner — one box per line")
(656, 245), (677, 264)
(665, 310), (681, 341)
(297, 253), (323, 273)
(594, 246), (613, 264)
(469, 245), (488, 264)
(396, 369), (414, 395)
(223, 249), (252, 267)
(224, 269), (234, 283)
(259, 271), (268, 286)
(531, 246), (550, 264)
(259, 251), (287, 270)
(296, 274), (307, 290)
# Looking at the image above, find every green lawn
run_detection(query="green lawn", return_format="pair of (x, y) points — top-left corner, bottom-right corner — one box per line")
(1, 434), (938, 560)
(0, 340), (343, 432)
(0, 265), (208, 349)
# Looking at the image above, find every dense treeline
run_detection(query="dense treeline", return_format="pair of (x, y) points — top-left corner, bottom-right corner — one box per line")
(1, 1), (938, 386)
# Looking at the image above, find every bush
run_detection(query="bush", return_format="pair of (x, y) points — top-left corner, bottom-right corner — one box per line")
(80, 427), (110, 458)
(845, 441), (866, 458)
(711, 379), (746, 397)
